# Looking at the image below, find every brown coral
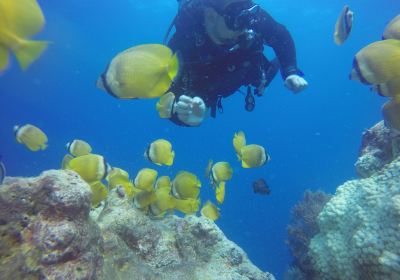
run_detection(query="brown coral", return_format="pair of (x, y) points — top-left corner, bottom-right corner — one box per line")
(285, 190), (331, 280)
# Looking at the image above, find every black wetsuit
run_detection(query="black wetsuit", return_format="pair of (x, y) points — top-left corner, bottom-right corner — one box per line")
(168, 0), (301, 122)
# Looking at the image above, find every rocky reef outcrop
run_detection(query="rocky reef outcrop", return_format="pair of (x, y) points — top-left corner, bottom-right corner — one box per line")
(355, 121), (400, 178)
(309, 122), (400, 280)
(0, 170), (103, 279)
(0, 170), (274, 280)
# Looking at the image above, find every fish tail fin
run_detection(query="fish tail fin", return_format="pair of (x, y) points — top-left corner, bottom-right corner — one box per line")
(14, 39), (49, 70)
(168, 52), (180, 81)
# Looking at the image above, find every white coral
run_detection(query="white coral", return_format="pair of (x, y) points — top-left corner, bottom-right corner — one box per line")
(310, 157), (400, 279)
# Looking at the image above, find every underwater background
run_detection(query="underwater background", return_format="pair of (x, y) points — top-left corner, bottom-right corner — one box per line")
(0, 0), (398, 278)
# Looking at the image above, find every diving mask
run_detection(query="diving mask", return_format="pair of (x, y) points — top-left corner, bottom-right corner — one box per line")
(223, 1), (260, 31)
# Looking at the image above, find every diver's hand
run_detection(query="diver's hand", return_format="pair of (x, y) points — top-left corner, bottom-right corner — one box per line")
(285, 74), (308, 94)
(174, 95), (206, 126)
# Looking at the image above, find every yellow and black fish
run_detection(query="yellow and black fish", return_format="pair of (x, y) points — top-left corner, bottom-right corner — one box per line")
(171, 171), (201, 200)
(383, 15), (400, 40)
(215, 182), (225, 204)
(233, 131), (246, 159)
(174, 198), (200, 215)
(134, 168), (158, 192)
(97, 44), (180, 99)
(106, 167), (135, 198)
(0, 0), (49, 72)
(156, 92), (176, 118)
(66, 139), (92, 157)
(66, 154), (110, 183)
(89, 181), (108, 207)
(334, 5), (354, 45)
(61, 154), (74, 169)
(200, 200), (220, 221)
(14, 124), (48, 151)
(350, 39), (400, 85)
(149, 186), (176, 218)
(240, 144), (270, 168)
(145, 139), (175, 166)
(134, 190), (157, 209)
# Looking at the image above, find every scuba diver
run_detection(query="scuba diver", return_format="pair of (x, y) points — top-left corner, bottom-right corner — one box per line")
(163, 0), (308, 126)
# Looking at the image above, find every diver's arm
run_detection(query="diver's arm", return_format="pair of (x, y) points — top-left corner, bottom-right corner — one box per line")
(256, 9), (299, 79)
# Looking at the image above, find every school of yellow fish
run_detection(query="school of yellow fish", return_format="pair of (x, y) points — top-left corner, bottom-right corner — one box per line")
(13, 125), (270, 222)
(6, 1), (400, 222)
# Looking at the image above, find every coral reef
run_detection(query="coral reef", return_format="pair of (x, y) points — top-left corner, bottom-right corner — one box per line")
(94, 187), (274, 280)
(0, 170), (103, 279)
(285, 190), (331, 280)
(309, 156), (400, 279)
(355, 121), (400, 178)
(0, 170), (274, 280)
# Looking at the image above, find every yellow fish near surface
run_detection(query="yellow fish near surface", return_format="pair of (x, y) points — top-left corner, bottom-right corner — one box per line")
(106, 167), (135, 197)
(14, 124), (48, 151)
(174, 198), (200, 215)
(350, 39), (400, 85)
(201, 200), (220, 221)
(61, 154), (74, 169)
(97, 44), (180, 99)
(89, 181), (108, 207)
(145, 139), (175, 166)
(233, 131), (246, 158)
(156, 92), (176, 118)
(66, 139), (92, 157)
(215, 182), (226, 204)
(240, 144), (270, 168)
(383, 15), (400, 40)
(382, 97), (400, 133)
(209, 162), (232, 203)
(0, 0), (49, 71)
(66, 154), (109, 183)
(172, 171), (201, 200)
(134, 168), (158, 192)
(333, 5), (354, 46)
(134, 190), (157, 209)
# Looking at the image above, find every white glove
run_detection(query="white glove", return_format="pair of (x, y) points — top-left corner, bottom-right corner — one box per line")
(174, 95), (206, 126)
(285, 74), (308, 93)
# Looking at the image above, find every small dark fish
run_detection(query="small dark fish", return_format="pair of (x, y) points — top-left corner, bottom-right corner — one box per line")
(0, 156), (5, 185)
(252, 178), (271, 195)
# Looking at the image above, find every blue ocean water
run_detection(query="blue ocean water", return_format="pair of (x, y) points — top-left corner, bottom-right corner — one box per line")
(0, 0), (398, 278)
